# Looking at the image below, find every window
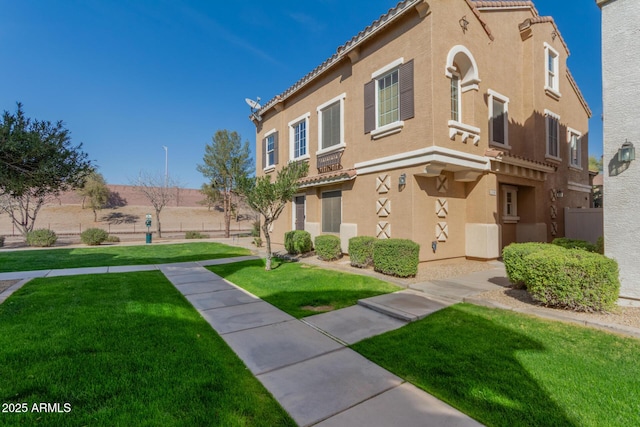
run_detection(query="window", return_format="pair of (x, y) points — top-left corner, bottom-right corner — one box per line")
(262, 130), (278, 170)
(322, 190), (341, 233)
(502, 185), (519, 223)
(451, 73), (460, 122)
(378, 69), (399, 127)
(488, 90), (509, 147)
(544, 43), (561, 98)
(288, 113), (310, 161)
(317, 93), (346, 152)
(364, 58), (414, 138)
(545, 110), (560, 160)
(567, 127), (582, 168)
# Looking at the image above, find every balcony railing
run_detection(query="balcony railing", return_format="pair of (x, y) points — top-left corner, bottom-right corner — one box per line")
(317, 149), (344, 173)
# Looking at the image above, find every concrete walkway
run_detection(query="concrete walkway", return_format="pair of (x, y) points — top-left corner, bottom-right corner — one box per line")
(0, 257), (483, 427)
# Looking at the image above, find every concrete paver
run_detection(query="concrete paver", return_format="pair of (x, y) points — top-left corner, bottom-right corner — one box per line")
(186, 288), (259, 310)
(198, 300), (294, 334)
(359, 290), (450, 321)
(257, 347), (403, 427)
(220, 319), (343, 375)
(0, 270), (49, 280)
(304, 305), (406, 344)
(107, 265), (157, 273)
(164, 272), (223, 285)
(315, 382), (483, 427)
(45, 266), (109, 277)
(197, 255), (259, 266)
(174, 279), (233, 295)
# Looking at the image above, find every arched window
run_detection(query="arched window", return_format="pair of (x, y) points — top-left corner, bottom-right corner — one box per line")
(445, 45), (481, 144)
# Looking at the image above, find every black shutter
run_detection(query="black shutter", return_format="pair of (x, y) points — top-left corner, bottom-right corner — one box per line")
(364, 80), (375, 134)
(262, 137), (266, 169)
(399, 59), (414, 121)
(273, 131), (279, 165)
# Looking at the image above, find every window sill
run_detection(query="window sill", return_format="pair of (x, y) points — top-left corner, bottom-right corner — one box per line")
(448, 120), (481, 145)
(490, 141), (511, 150)
(263, 166), (276, 173)
(569, 164), (583, 172)
(503, 216), (520, 224)
(371, 121), (404, 140)
(545, 154), (562, 163)
(290, 154), (310, 162)
(545, 87), (561, 100)
(316, 143), (346, 156)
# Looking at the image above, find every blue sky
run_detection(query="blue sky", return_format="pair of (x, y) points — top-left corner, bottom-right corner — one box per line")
(0, 1), (603, 188)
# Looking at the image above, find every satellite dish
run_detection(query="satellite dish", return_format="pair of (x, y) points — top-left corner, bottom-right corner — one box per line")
(245, 97), (262, 110)
(245, 97), (262, 124)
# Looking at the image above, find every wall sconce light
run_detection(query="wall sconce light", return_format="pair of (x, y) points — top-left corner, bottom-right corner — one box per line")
(618, 140), (636, 163)
(556, 190), (564, 198)
(399, 173), (407, 186)
(431, 241), (437, 253)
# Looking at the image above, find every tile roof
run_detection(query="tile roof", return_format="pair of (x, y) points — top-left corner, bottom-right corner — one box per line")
(298, 169), (357, 188)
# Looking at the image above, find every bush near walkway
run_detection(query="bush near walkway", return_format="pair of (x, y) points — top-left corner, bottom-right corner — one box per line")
(80, 227), (108, 245)
(26, 228), (57, 247)
(373, 238), (419, 278)
(349, 236), (376, 268)
(284, 230), (312, 255)
(314, 235), (341, 261)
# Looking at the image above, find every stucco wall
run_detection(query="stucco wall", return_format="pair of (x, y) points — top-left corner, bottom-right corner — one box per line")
(600, 0), (640, 298)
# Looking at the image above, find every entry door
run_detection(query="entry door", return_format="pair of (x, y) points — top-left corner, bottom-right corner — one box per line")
(294, 196), (305, 230)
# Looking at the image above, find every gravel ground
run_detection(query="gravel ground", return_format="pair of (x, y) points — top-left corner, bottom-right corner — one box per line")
(475, 287), (640, 330)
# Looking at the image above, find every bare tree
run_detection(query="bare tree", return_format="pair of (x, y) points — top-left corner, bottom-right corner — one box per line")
(132, 172), (181, 238)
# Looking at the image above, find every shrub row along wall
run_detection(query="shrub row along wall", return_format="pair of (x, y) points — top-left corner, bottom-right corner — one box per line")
(503, 242), (619, 312)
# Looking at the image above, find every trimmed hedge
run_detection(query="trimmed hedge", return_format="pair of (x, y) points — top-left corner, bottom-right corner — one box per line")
(80, 228), (109, 246)
(315, 235), (342, 261)
(284, 230), (312, 255)
(595, 236), (605, 255)
(373, 238), (419, 278)
(551, 237), (596, 253)
(349, 236), (376, 268)
(502, 243), (558, 288)
(26, 229), (58, 247)
(106, 235), (120, 243)
(526, 248), (619, 312)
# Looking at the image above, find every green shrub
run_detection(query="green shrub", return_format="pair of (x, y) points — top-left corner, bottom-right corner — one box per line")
(595, 236), (604, 255)
(315, 235), (342, 261)
(106, 235), (120, 243)
(0, 236), (4, 248)
(373, 238), (419, 278)
(251, 220), (261, 238)
(551, 237), (597, 253)
(525, 248), (619, 312)
(80, 228), (109, 246)
(185, 231), (209, 239)
(253, 237), (263, 247)
(502, 243), (556, 288)
(284, 230), (312, 255)
(349, 236), (376, 268)
(26, 229), (58, 247)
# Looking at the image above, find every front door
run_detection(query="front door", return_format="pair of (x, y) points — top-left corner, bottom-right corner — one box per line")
(294, 196), (305, 230)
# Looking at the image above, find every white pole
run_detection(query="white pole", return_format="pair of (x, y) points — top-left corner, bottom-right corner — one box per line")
(162, 145), (168, 187)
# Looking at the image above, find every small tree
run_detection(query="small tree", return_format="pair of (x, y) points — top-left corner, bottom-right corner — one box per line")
(133, 172), (180, 238)
(0, 103), (92, 238)
(239, 161), (309, 271)
(197, 130), (252, 238)
(198, 183), (218, 211)
(77, 171), (109, 221)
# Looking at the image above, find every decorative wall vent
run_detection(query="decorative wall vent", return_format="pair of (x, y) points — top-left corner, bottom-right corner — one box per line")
(436, 198), (448, 218)
(376, 198), (391, 217)
(376, 174), (390, 193)
(550, 205), (557, 220)
(436, 222), (449, 241)
(377, 221), (391, 239)
(436, 175), (448, 193)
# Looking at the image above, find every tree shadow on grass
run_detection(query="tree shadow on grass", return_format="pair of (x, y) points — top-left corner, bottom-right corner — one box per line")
(352, 304), (579, 427)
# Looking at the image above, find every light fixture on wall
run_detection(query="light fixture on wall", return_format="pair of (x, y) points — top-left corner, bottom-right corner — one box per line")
(399, 173), (407, 186)
(618, 140), (636, 163)
(556, 189), (564, 198)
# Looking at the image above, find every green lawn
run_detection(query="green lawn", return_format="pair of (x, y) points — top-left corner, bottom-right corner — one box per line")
(352, 303), (640, 427)
(208, 258), (400, 318)
(0, 272), (294, 426)
(0, 242), (251, 272)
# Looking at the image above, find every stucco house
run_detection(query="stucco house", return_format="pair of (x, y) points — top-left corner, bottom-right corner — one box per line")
(597, 0), (640, 299)
(252, 0), (592, 263)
